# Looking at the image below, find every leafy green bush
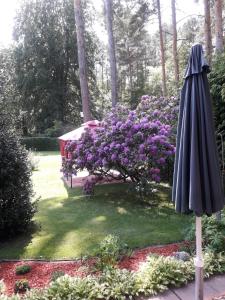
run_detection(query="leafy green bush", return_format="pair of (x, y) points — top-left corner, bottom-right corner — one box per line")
(20, 137), (59, 151)
(14, 279), (30, 293)
(185, 216), (225, 253)
(136, 255), (194, 295)
(96, 235), (130, 270)
(51, 270), (65, 282)
(15, 265), (31, 275)
(0, 117), (36, 238)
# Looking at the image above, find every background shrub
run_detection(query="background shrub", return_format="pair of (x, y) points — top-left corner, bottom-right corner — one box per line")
(0, 116), (36, 238)
(185, 216), (225, 253)
(20, 137), (59, 151)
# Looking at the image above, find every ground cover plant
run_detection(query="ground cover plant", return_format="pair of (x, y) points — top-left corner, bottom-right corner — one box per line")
(0, 152), (190, 259)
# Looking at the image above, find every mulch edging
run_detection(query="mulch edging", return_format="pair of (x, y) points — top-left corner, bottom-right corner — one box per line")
(0, 243), (181, 295)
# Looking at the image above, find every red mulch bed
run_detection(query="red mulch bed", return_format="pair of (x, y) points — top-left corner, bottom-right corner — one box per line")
(0, 243), (181, 295)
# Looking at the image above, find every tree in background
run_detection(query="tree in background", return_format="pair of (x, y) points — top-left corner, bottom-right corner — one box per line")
(171, 0), (179, 87)
(104, 0), (118, 107)
(74, 0), (92, 122)
(203, 0), (212, 64)
(214, 0), (223, 53)
(156, 0), (167, 96)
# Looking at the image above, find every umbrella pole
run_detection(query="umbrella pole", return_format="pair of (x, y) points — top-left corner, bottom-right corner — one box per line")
(195, 216), (204, 300)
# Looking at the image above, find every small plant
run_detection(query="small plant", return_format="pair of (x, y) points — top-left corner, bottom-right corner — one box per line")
(95, 235), (130, 270)
(14, 279), (30, 293)
(0, 279), (5, 294)
(51, 270), (65, 282)
(15, 264), (31, 275)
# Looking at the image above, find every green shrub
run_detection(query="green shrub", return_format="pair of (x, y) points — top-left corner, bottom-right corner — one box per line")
(0, 117), (36, 238)
(136, 255), (194, 295)
(47, 275), (102, 300)
(50, 270), (65, 282)
(14, 279), (30, 293)
(96, 235), (130, 270)
(20, 137), (59, 151)
(99, 268), (138, 300)
(185, 216), (225, 253)
(15, 265), (31, 275)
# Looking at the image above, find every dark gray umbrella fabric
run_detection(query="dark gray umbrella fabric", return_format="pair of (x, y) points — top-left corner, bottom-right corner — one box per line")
(172, 44), (224, 216)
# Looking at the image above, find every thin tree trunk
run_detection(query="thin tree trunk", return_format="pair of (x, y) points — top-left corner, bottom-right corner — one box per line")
(215, 0), (223, 53)
(156, 0), (167, 97)
(104, 0), (118, 107)
(203, 0), (212, 64)
(74, 0), (92, 122)
(171, 0), (179, 86)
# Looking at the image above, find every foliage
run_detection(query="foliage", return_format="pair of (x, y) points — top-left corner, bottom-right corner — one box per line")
(12, 0), (99, 135)
(185, 215), (225, 253)
(20, 137), (59, 151)
(15, 265), (31, 275)
(44, 121), (74, 138)
(136, 255), (194, 295)
(14, 279), (30, 293)
(95, 235), (130, 270)
(51, 271), (65, 282)
(210, 51), (225, 134)
(63, 96), (177, 195)
(0, 117), (36, 238)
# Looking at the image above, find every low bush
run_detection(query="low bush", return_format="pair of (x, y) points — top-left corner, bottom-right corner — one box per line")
(136, 255), (194, 296)
(27, 150), (39, 171)
(15, 265), (31, 275)
(185, 215), (225, 253)
(95, 235), (130, 270)
(20, 137), (59, 151)
(50, 271), (65, 282)
(14, 279), (30, 293)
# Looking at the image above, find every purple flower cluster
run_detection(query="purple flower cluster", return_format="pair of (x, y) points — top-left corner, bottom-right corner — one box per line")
(62, 96), (177, 192)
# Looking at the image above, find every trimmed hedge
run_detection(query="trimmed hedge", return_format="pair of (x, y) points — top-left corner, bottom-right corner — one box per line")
(20, 137), (59, 151)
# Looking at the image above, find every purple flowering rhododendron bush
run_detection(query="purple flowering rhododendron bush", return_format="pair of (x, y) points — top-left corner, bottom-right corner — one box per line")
(63, 96), (178, 195)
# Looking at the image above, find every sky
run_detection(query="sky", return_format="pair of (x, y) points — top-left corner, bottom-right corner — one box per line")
(0, 0), (204, 47)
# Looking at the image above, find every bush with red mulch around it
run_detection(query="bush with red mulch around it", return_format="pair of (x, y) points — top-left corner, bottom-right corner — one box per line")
(0, 243), (181, 295)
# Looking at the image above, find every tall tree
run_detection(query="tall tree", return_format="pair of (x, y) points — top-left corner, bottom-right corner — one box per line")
(104, 0), (118, 107)
(156, 0), (167, 96)
(74, 0), (92, 122)
(203, 0), (212, 64)
(215, 0), (223, 53)
(171, 0), (179, 86)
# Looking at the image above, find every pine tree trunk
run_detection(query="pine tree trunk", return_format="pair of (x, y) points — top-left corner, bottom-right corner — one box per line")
(156, 0), (167, 97)
(171, 0), (179, 86)
(74, 0), (92, 122)
(104, 0), (118, 107)
(215, 0), (223, 53)
(203, 0), (212, 64)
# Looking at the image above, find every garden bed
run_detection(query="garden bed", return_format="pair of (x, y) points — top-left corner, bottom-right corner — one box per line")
(0, 243), (180, 295)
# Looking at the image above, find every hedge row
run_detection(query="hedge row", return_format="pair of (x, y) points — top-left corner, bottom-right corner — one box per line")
(20, 137), (59, 151)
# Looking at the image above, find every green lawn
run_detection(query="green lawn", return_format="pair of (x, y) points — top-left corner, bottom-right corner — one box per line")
(0, 152), (191, 259)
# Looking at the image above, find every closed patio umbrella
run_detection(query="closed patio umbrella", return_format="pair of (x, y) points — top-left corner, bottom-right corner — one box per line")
(172, 44), (224, 300)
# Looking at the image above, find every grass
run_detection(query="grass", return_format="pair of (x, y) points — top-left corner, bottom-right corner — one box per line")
(0, 152), (191, 259)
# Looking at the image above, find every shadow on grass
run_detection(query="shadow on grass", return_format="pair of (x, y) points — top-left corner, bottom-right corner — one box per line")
(0, 183), (191, 259)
